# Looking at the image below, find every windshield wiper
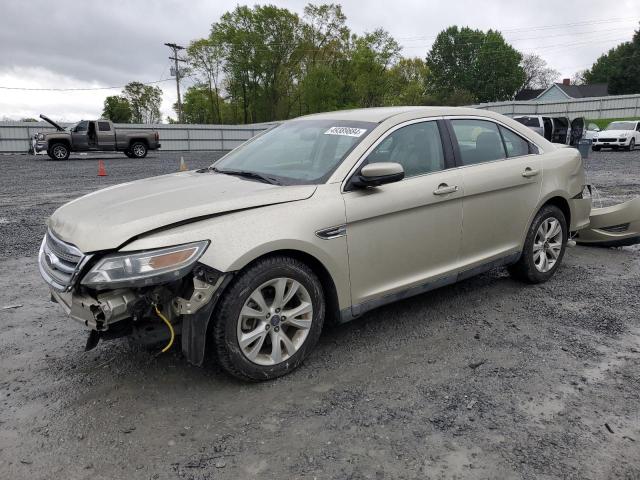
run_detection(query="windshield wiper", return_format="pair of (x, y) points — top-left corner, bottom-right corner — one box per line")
(211, 167), (281, 185)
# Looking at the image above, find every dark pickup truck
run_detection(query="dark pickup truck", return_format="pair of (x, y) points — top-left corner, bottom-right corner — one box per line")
(35, 115), (161, 160)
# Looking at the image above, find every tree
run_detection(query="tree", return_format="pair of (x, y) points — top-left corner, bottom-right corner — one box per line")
(101, 95), (132, 123)
(426, 26), (525, 103)
(187, 38), (225, 123)
(584, 25), (640, 94)
(520, 53), (559, 90)
(385, 57), (432, 105)
(212, 5), (303, 123)
(350, 29), (402, 107)
(20, 117), (38, 122)
(122, 82), (162, 124)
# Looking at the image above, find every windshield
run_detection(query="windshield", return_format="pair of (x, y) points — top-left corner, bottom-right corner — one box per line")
(605, 121), (636, 131)
(212, 119), (376, 185)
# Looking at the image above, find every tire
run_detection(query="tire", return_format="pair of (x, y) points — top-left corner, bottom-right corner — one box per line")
(213, 256), (325, 381)
(508, 205), (568, 284)
(130, 142), (147, 158)
(124, 150), (135, 158)
(628, 139), (635, 151)
(592, 146), (601, 152)
(48, 143), (70, 160)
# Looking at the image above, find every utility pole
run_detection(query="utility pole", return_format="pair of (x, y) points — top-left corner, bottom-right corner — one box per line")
(164, 42), (186, 123)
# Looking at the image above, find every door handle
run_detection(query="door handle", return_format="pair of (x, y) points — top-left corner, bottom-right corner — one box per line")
(433, 184), (459, 195)
(522, 168), (540, 178)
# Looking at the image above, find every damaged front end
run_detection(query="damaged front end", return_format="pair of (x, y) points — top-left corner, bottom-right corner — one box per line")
(38, 230), (230, 365)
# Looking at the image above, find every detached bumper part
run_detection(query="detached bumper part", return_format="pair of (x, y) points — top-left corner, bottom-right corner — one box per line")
(49, 288), (137, 330)
(575, 197), (640, 247)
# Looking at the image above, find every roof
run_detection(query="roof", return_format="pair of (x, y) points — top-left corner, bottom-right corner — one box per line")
(297, 106), (509, 123)
(515, 89), (544, 101)
(549, 83), (609, 99)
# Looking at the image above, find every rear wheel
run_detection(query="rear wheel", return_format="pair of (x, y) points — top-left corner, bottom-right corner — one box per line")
(130, 142), (147, 158)
(509, 205), (567, 284)
(48, 143), (69, 160)
(212, 256), (325, 381)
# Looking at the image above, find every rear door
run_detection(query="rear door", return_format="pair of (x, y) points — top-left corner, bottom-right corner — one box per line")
(97, 121), (116, 150)
(447, 118), (542, 269)
(343, 119), (463, 307)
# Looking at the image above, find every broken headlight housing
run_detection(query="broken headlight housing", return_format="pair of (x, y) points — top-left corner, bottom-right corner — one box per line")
(81, 241), (209, 289)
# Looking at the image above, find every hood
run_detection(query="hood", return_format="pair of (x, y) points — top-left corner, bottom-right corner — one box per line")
(39, 114), (65, 131)
(597, 130), (631, 137)
(49, 171), (317, 252)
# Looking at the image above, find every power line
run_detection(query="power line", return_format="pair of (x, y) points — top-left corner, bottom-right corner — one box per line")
(0, 78), (173, 92)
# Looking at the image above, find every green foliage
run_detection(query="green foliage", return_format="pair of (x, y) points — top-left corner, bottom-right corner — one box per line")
(584, 26), (640, 94)
(173, 5), (535, 123)
(586, 117), (640, 130)
(101, 95), (132, 123)
(20, 117), (38, 122)
(426, 26), (525, 103)
(122, 82), (162, 124)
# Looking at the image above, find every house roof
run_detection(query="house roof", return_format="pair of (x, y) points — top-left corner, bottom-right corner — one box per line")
(515, 89), (544, 101)
(550, 82), (609, 99)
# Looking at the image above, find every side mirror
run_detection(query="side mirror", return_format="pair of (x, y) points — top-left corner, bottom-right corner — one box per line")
(352, 162), (404, 188)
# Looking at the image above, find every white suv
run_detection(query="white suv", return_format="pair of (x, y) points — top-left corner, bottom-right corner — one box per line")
(592, 120), (640, 151)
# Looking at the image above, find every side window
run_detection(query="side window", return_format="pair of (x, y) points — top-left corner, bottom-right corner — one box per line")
(75, 121), (88, 132)
(499, 126), (532, 157)
(636, 123), (640, 132)
(98, 121), (111, 132)
(451, 119), (505, 165)
(366, 121), (445, 177)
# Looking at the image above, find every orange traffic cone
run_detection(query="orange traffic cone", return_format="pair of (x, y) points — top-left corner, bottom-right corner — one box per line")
(97, 160), (107, 177)
(179, 156), (188, 172)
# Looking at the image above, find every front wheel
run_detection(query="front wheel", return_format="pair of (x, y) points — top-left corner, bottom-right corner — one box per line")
(592, 146), (601, 152)
(48, 143), (69, 160)
(212, 256), (325, 381)
(509, 205), (567, 284)
(124, 150), (135, 158)
(130, 142), (147, 158)
(628, 139), (635, 151)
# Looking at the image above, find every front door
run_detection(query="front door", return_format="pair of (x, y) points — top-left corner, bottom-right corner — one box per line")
(71, 121), (89, 151)
(448, 118), (542, 269)
(343, 120), (463, 307)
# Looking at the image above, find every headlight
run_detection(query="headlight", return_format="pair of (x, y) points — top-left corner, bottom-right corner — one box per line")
(81, 241), (209, 289)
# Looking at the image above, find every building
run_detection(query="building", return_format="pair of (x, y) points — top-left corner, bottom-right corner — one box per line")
(515, 79), (609, 102)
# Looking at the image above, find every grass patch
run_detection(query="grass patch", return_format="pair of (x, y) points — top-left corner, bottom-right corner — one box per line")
(587, 117), (640, 130)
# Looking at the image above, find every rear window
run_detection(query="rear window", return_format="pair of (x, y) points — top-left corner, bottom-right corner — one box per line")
(98, 121), (111, 132)
(451, 119), (506, 165)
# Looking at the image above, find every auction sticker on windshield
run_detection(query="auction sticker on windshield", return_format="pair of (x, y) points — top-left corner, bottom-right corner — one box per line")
(324, 126), (367, 137)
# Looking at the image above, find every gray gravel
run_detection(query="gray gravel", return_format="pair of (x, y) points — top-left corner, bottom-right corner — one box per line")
(1, 149), (640, 479)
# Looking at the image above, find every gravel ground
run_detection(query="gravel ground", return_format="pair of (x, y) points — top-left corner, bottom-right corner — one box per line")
(1, 149), (639, 479)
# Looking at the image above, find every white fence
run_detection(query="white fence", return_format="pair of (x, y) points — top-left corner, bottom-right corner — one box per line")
(472, 93), (640, 120)
(0, 121), (277, 154)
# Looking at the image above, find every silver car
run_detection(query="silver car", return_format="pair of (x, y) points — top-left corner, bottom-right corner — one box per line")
(39, 107), (591, 381)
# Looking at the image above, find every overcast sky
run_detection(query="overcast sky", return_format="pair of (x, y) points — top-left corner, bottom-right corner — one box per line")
(1, 0), (638, 122)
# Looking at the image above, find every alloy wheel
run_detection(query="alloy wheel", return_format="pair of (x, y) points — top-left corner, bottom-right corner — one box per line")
(533, 217), (563, 273)
(237, 277), (313, 365)
(133, 144), (145, 157)
(53, 145), (67, 159)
